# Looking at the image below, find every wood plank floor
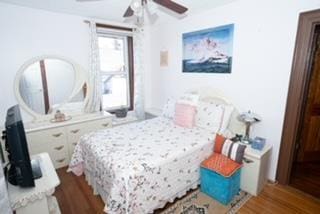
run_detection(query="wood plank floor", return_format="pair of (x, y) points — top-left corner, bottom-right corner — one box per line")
(54, 167), (320, 214)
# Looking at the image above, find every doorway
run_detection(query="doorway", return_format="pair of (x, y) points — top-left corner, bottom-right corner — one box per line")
(277, 9), (320, 198)
(290, 25), (320, 198)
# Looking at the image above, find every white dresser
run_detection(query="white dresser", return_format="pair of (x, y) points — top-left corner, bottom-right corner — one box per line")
(24, 112), (113, 169)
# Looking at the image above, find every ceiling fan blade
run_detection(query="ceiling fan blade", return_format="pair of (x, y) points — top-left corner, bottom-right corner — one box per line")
(123, 6), (134, 17)
(153, 0), (188, 14)
(76, 0), (104, 2)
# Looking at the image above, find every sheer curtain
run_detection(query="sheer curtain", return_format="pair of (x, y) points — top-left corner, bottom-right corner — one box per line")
(0, 161), (12, 214)
(84, 21), (102, 113)
(133, 27), (145, 120)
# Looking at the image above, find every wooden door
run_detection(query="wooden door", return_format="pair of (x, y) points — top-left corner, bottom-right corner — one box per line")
(297, 28), (320, 162)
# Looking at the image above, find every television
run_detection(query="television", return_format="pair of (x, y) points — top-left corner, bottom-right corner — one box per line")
(3, 105), (41, 188)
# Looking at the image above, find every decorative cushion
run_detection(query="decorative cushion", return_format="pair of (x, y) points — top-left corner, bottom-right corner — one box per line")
(214, 134), (226, 153)
(219, 105), (234, 133)
(201, 153), (242, 177)
(174, 103), (196, 128)
(162, 98), (176, 119)
(178, 93), (200, 106)
(213, 135), (246, 164)
(195, 101), (224, 132)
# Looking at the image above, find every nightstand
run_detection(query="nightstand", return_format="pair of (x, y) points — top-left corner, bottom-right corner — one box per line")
(145, 108), (162, 120)
(240, 143), (272, 196)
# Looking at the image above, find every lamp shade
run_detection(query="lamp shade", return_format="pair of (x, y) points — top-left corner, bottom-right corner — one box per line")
(238, 111), (261, 124)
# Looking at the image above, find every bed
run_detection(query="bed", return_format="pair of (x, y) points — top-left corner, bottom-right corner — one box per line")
(69, 90), (245, 214)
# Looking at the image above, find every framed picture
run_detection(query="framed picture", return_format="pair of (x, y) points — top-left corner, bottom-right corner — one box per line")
(182, 24), (234, 73)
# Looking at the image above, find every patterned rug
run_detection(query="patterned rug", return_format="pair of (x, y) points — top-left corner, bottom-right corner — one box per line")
(159, 189), (251, 214)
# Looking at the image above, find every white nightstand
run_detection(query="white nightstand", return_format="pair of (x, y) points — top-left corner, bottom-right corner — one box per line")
(240, 143), (272, 196)
(8, 153), (61, 214)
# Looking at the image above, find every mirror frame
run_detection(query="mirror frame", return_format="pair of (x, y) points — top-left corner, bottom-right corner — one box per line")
(14, 55), (90, 121)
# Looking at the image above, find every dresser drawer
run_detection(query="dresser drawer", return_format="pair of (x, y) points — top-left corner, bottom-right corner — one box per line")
(27, 127), (67, 148)
(68, 142), (78, 158)
(51, 152), (69, 169)
(86, 118), (112, 131)
(67, 123), (89, 143)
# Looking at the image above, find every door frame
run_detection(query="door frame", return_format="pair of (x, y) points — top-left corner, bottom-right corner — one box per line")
(277, 9), (320, 185)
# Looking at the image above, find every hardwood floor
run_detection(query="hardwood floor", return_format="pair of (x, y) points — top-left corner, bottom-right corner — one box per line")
(290, 162), (320, 198)
(54, 167), (320, 214)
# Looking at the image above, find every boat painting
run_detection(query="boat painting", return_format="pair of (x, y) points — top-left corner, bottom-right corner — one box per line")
(183, 24), (234, 73)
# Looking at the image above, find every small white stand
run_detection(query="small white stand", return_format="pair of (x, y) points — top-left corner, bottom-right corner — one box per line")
(7, 153), (61, 214)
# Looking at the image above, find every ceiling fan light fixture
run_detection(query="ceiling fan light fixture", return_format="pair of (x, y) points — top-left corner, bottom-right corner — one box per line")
(130, 0), (141, 12)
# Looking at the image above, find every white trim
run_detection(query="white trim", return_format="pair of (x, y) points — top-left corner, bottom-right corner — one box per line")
(97, 27), (133, 37)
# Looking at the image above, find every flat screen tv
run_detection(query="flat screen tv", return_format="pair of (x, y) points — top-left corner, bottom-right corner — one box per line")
(4, 105), (41, 188)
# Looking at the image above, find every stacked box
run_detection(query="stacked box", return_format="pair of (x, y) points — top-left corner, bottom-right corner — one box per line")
(200, 167), (241, 205)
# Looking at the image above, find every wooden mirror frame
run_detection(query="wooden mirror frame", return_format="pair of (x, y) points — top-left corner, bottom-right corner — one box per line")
(14, 55), (90, 121)
(276, 9), (320, 184)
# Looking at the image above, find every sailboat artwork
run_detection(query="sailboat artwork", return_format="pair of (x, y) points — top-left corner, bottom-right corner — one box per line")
(183, 24), (234, 73)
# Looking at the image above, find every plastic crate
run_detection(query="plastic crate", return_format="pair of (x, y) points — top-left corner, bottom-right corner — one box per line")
(200, 167), (241, 205)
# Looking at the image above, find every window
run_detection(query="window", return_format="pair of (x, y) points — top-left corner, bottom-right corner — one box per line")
(97, 27), (134, 111)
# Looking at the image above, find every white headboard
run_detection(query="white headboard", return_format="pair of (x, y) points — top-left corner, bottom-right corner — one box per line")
(187, 88), (245, 136)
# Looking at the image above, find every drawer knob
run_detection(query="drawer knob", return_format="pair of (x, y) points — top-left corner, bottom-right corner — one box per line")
(72, 142), (77, 146)
(71, 129), (80, 134)
(102, 123), (110, 127)
(56, 158), (66, 163)
(52, 133), (63, 138)
(54, 146), (64, 151)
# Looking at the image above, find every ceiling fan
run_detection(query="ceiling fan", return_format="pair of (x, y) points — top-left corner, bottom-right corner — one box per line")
(77, 0), (188, 25)
(123, 0), (188, 18)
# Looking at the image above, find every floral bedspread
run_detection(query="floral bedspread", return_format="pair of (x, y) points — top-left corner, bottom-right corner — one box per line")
(69, 117), (215, 214)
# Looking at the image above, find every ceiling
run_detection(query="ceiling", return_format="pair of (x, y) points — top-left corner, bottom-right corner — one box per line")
(0, 0), (237, 23)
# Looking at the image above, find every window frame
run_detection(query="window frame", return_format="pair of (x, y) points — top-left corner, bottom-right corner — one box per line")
(96, 25), (134, 112)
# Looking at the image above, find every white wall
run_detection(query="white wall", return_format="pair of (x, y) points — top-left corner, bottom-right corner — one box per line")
(0, 3), (90, 123)
(145, 0), (320, 180)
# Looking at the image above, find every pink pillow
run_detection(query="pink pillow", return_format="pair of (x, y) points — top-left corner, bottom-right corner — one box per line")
(174, 103), (197, 128)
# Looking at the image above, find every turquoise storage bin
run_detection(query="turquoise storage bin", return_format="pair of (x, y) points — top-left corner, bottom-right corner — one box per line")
(200, 167), (241, 205)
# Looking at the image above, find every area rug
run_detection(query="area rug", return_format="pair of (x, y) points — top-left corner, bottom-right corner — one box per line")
(159, 189), (251, 214)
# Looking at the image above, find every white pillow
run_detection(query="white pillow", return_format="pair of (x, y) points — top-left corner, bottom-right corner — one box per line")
(178, 93), (200, 106)
(219, 105), (234, 133)
(161, 98), (176, 119)
(195, 101), (224, 132)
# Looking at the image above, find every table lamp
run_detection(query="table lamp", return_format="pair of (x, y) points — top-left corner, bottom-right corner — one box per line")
(238, 111), (261, 144)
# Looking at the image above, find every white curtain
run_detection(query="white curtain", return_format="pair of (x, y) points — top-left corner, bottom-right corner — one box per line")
(133, 27), (145, 119)
(84, 21), (101, 113)
(0, 161), (12, 214)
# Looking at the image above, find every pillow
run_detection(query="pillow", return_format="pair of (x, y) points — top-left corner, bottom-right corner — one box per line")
(201, 153), (242, 177)
(213, 135), (246, 164)
(178, 93), (199, 106)
(195, 101), (224, 132)
(174, 103), (196, 128)
(219, 105), (234, 134)
(214, 134), (226, 153)
(162, 98), (176, 119)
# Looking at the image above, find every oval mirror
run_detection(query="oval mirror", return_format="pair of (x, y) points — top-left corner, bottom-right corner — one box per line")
(15, 56), (88, 119)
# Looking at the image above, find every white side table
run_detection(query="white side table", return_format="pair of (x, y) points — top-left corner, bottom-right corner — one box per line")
(8, 153), (61, 214)
(240, 143), (272, 196)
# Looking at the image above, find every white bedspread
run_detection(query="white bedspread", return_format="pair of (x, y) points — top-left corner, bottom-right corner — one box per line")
(69, 117), (215, 213)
